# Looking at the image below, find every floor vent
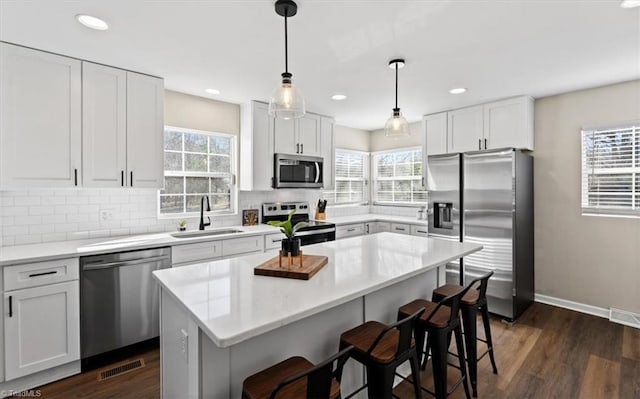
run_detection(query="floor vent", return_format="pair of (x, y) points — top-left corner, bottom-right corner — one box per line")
(609, 307), (640, 329)
(98, 358), (145, 381)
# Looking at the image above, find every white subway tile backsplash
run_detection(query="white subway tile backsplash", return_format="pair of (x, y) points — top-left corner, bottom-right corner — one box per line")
(14, 235), (42, 245)
(54, 223), (79, 233)
(29, 224), (55, 234)
(14, 196), (41, 206)
(42, 233), (68, 243)
(5, 206), (28, 216)
(22, 216), (43, 225)
(66, 196), (89, 205)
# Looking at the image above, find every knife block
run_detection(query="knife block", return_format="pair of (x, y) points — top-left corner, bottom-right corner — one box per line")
(315, 210), (326, 220)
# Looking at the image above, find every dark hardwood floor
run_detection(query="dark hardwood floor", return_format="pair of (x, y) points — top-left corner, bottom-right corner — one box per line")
(34, 303), (640, 398)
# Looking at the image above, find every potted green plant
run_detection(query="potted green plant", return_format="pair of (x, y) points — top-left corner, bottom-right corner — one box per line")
(177, 220), (187, 232)
(267, 210), (308, 257)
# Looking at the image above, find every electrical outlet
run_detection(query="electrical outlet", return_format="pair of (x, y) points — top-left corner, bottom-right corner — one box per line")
(99, 207), (117, 221)
(180, 328), (189, 363)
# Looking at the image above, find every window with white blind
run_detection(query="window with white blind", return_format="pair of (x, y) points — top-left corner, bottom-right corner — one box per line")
(159, 126), (237, 216)
(581, 124), (640, 217)
(373, 147), (427, 205)
(325, 149), (369, 205)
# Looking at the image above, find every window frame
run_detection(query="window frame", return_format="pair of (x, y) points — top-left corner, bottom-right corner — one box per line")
(581, 122), (640, 218)
(158, 125), (238, 219)
(371, 146), (427, 207)
(326, 148), (370, 206)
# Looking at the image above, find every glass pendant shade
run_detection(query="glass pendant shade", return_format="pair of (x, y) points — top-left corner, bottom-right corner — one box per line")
(268, 73), (306, 120)
(384, 109), (410, 138)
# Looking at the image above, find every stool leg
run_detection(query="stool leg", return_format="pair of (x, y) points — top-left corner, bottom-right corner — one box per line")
(414, 326), (426, 367)
(366, 365), (393, 399)
(421, 333), (432, 370)
(480, 305), (498, 374)
(461, 306), (478, 397)
(430, 330), (448, 399)
(409, 350), (423, 399)
(454, 324), (471, 399)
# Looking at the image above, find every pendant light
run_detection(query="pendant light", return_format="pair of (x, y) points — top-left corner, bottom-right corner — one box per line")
(268, 0), (305, 120)
(384, 59), (410, 138)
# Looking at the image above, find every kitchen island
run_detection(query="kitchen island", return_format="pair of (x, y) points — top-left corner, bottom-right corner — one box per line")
(153, 232), (482, 398)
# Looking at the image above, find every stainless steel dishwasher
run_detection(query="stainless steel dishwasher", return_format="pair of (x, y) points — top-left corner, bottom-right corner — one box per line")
(80, 247), (171, 363)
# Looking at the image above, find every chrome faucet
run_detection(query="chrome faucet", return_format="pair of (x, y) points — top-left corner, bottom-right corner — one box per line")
(199, 195), (211, 231)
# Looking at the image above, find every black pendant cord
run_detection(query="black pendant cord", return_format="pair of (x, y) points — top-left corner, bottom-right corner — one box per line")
(394, 63), (399, 110)
(284, 12), (289, 74)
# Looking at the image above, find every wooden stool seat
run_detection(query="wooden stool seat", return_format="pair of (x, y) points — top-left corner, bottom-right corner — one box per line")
(242, 356), (341, 399)
(433, 284), (479, 306)
(398, 299), (452, 328)
(340, 320), (414, 364)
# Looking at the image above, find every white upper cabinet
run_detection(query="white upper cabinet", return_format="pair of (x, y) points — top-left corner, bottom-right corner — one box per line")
(0, 43), (81, 188)
(320, 116), (335, 189)
(274, 113), (322, 156)
(274, 118), (297, 154)
(447, 105), (484, 153)
(240, 101), (275, 191)
(126, 72), (164, 188)
(483, 96), (534, 151)
(297, 113), (322, 156)
(424, 112), (448, 156)
(82, 62), (127, 187)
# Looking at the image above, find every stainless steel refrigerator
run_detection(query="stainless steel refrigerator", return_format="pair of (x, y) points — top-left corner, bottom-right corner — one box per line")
(428, 148), (534, 321)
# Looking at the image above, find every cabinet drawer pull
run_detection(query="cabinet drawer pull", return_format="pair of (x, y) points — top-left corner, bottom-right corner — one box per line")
(74, 168), (78, 186)
(300, 143), (304, 154)
(484, 138), (487, 149)
(296, 143), (300, 154)
(28, 270), (58, 278)
(271, 238), (282, 243)
(416, 230), (427, 234)
(395, 227), (406, 231)
(346, 228), (356, 232)
(9, 296), (12, 318)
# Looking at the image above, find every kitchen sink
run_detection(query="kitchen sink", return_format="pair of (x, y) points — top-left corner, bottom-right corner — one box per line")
(171, 229), (244, 238)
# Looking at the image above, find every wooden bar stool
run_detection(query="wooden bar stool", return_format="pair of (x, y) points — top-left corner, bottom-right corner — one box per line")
(338, 308), (425, 399)
(431, 271), (498, 397)
(398, 286), (472, 399)
(242, 346), (353, 399)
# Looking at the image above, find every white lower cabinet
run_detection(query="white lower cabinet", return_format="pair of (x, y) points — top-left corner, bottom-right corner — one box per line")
(370, 222), (391, 233)
(391, 223), (411, 235)
(222, 236), (264, 257)
(264, 232), (286, 250)
(4, 280), (80, 380)
(172, 241), (222, 266)
(336, 223), (366, 239)
(411, 225), (429, 237)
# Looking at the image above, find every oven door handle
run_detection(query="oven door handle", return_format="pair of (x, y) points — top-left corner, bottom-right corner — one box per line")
(295, 228), (336, 237)
(314, 162), (320, 183)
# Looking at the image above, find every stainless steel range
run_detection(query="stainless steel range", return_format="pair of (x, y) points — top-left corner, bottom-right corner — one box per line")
(262, 202), (335, 245)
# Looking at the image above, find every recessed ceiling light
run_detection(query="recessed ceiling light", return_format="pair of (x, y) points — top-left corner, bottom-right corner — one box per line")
(75, 14), (109, 31)
(449, 88), (467, 94)
(331, 94), (347, 101)
(621, 0), (640, 8)
(205, 88), (220, 95)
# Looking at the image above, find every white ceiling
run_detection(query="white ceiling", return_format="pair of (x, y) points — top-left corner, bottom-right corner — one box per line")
(1, 0), (639, 130)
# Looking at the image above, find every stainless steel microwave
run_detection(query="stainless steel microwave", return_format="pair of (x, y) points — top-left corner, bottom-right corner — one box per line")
(273, 153), (324, 189)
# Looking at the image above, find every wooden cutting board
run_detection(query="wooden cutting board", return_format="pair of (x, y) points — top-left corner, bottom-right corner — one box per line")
(254, 254), (328, 280)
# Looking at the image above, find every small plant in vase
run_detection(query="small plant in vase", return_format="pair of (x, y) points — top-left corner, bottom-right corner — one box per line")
(177, 220), (187, 232)
(267, 210), (307, 257)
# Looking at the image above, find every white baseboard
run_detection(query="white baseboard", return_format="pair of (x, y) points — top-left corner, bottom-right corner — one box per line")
(534, 293), (609, 319)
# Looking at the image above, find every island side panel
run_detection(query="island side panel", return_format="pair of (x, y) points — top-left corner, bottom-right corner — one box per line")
(161, 289), (230, 399)
(201, 297), (365, 398)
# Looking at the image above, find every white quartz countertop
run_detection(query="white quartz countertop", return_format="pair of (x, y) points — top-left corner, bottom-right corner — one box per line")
(0, 224), (278, 265)
(324, 213), (428, 226)
(152, 233), (482, 348)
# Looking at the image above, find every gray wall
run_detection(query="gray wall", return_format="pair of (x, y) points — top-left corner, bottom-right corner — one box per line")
(334, 125), (371, 152)
(534, 79), (640, 313)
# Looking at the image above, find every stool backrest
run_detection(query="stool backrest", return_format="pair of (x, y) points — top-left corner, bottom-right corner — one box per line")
(366, 308), (425, 359)
(269, 346), (353, 399)
(467, 270), (495, 304)
(427, 284), (474, 326)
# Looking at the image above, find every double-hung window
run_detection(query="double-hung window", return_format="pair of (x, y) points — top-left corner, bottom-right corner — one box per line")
(326, 149), (369, 205)
(372, 147), (427, 205)
(581, 123), (640, 217)
(159, 126), (236, 216)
